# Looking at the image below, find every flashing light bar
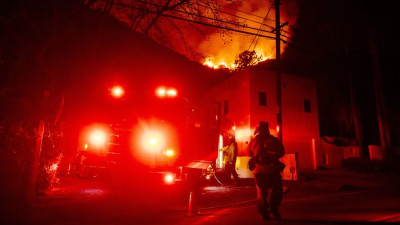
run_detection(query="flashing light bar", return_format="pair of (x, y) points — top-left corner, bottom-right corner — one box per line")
(155, 86), (178, 98)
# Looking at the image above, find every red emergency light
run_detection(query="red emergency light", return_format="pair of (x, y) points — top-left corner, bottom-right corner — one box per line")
(163, 149), (175, 157)
(142, 131), (165, 153)
(110, 85), (124, 98)
(156, 87), (167, 97)
(155, 86), (177, 98)
(166, 89), (177, 97)
(163, 173), (175, 185)
(89, 129), (108, 147)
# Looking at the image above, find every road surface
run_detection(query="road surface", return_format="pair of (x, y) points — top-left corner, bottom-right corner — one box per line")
(144, 187), (399, 225)
(3, 171), (400, 225)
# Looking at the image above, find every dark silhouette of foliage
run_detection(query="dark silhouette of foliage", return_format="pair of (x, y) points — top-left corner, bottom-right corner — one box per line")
(234, 50), (263, 71)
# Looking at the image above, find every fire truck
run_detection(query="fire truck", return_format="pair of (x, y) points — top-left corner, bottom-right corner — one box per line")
(72, 85), (234, 186)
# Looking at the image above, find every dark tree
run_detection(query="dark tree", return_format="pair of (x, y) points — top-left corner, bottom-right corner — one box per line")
(234, 50), (263, 71)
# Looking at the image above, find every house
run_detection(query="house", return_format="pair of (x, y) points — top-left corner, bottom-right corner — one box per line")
(204, 64), (321, 178)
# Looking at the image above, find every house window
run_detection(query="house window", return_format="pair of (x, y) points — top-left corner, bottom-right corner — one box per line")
(304, 99), (311, 113)
(258, 92), (267, 106)
(224, 100), (229, 115)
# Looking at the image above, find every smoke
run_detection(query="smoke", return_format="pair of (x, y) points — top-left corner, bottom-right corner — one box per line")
(106, 0), (299, 69)
(197, 0), (299, 69)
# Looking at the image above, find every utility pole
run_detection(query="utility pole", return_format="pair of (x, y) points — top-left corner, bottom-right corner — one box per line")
(275, 0), (282, 141)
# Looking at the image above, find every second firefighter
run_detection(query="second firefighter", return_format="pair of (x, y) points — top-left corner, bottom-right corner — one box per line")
(222, 136), (241, 186)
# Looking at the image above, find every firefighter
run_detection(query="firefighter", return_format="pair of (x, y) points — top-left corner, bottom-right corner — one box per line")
(222, 136), (241, 186)
(248, 121), (285, 220)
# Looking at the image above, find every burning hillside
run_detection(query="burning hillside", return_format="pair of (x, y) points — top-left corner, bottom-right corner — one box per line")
(87, 0), (298, 70)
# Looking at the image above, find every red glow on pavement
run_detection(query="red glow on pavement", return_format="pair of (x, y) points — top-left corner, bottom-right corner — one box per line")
(80, 188), (106, 196)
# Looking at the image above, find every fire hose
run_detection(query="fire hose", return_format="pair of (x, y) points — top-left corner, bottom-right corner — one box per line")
(209, 167), (253, 189)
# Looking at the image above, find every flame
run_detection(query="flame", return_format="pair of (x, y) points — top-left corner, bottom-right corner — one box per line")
(203, 57), (237, 70)
(203, 50), (271, 70)
(103, 0), (298, 70)
(200, 29), (276, 70)
(200, 0), (298, 70)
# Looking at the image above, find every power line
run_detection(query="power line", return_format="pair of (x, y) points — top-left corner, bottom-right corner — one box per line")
(114, 0), (294, 41)
(124, 4), (278, 40)
(192, 0), (276, 30)
(183, 1), (293, 40)
(210, 1), (295, 38)
(112, 0), (296, 50)
(209, 0), (274, 22)
(118, 0), (282, 37)
(248, 0), (274, 52)
(127, 0), (276, 32)
(94, 1), (317, 62)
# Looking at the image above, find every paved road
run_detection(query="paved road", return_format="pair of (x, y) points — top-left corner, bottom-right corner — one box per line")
(4, 171), (400, 225)
(158, 188), (400, 225)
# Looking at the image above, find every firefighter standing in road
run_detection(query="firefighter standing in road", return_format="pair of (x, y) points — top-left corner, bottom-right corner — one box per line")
(222, 136), (241, 186)
(248, 121), (285, 220)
